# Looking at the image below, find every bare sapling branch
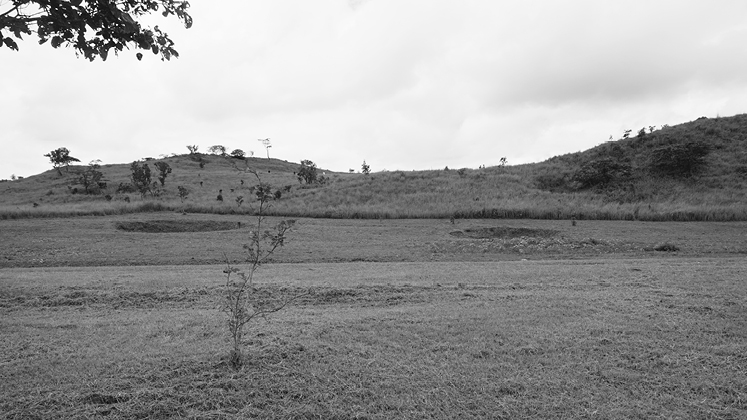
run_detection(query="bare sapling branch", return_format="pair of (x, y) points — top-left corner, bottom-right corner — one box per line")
(221, 170), (305, 370)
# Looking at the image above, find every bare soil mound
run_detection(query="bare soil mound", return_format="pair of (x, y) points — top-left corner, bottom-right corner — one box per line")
(450, 226), (559, 239)
(114, 220), (243, 233)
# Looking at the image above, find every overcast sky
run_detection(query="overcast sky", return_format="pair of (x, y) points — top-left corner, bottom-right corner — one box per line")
(3, 0), (747, 178)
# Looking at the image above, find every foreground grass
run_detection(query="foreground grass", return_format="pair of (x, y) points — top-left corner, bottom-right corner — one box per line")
(1, 260), (745, 419)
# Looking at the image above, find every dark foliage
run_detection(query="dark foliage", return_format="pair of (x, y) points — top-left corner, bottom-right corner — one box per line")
(297, 160), (318, 184)
(177, 185), (189, 202)
(130, 161), (152, 197)
(77, 161), (104, 194)
(650, 141), (710, 177)
(208, 145), (226, 156)
(0, 0), (192, 61)
(154, 161), (172, 186)
(573, 158), (631, 189)
(116, 182), (137, 193)
(44, 147), (80, 175)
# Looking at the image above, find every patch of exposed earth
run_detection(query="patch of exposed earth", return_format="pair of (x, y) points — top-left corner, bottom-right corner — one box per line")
(437, 226), (662, 256)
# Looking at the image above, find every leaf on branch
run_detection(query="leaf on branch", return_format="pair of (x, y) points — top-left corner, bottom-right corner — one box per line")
(3, 37), (19, 51)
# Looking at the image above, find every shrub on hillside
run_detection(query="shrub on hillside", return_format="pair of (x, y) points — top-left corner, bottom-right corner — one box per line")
(77, 160), (104, 194)
(572, 158), (631, 189)
(649, 141), (710, 178)
(116, 182), (137, 193)
(178, 186), (189, 202)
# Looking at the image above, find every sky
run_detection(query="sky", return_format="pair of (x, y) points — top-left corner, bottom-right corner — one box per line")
(2, 0), (747, 178)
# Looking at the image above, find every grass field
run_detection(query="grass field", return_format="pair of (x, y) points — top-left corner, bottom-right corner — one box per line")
(2, 215), (747, 268)
(1, 215), (746, 418)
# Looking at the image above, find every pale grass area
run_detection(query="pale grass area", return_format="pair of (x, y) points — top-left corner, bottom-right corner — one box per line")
(2, 257), (744, 289)
(1, 259), (745, 418)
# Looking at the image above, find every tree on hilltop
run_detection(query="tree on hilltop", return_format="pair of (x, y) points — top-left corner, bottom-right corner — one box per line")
(0, 0), (192, 61)
(44, 147), (80, 175)
(297, 160), (318, 184)
(154, 161), (171, 186)
(208, 145), (227, 156)
(258, 138), (271, 159)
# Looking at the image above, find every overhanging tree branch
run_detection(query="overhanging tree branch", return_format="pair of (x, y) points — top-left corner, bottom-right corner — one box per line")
(0, 0), (192, 60)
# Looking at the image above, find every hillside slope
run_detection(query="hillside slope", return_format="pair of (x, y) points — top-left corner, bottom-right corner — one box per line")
(2, 114), (746, 221)
(531, 114), (747, 201)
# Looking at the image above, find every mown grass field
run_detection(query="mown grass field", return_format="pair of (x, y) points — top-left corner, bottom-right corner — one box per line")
(1, 215), (746, 419)
(2, 214), (747, 268)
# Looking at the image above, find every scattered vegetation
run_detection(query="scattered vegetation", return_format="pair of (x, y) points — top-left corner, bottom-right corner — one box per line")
(4, 114), (747, 221)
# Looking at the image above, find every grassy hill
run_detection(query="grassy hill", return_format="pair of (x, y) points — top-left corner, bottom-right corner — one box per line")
(2, 114), (746, 221)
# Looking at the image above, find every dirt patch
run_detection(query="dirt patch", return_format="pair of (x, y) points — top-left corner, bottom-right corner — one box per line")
(115, 220), (243, 233)
(450, 226), (559, 239)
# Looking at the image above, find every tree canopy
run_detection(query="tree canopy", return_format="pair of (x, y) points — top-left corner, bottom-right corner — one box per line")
(297, 160), (318, 184)
(0, 0), (192, 61)
(44, 147), (79, 174)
